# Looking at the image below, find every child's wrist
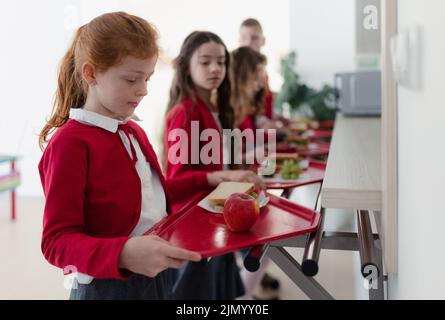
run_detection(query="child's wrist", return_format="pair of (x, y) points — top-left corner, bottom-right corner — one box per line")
(119, 238), (135, 270)
(206, 172), (222, 187)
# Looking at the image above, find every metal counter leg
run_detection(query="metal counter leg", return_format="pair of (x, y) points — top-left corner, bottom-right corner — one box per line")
(267, 246), (334, 300)
(356, 210), (384, 300)
(244, 244), (270, 272)
(368, 238), (385, 300)
(301, 183), (324, 276)
(301, 207), (325, 277)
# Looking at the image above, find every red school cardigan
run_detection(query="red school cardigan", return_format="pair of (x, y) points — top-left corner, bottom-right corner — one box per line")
(264, 74), (274, 120)
(164, 97), (223, 211)
(39, 119), (172, 280)
(238, 115), (256, 134)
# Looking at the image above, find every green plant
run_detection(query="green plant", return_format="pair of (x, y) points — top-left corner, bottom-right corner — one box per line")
(275, 51), (336, 121)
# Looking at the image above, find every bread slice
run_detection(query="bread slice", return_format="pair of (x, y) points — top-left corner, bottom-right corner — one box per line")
(207, 182), (255, 206)
(286, 134), (309, 146)
(289, 122), (308, 132)
(272, 153), (301, 163)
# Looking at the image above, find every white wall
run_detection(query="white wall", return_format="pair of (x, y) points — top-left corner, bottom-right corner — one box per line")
(0, 0), (81, 197)
(289, 0), (356, 89)
(395, 0), (445, 299)
(0, 0), (290, 197)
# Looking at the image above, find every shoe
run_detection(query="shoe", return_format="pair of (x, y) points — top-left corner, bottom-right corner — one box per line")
(252, 286), (280, 300)
(260, 273), (280, 291)
(252, 273), (281, 300)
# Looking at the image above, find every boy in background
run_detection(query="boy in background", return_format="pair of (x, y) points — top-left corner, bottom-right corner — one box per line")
(240, 18), (290, 126)
(238, 18), (283, 300)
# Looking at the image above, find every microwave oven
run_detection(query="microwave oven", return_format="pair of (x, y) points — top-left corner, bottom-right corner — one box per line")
(334, 70), (381, 116)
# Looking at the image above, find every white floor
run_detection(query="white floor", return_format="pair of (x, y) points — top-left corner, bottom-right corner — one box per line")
(0, 185), (372, 300)
(0, 193), (68, 300)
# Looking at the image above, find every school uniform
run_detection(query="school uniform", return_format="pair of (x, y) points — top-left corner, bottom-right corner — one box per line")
(264, 74), (274, 120)
(238, 114), (257, 161)
(39, 109), (176, 300)
(165, 96), (244, 300)
(239, 115), (256, 133)
(165, 96), (228, 212)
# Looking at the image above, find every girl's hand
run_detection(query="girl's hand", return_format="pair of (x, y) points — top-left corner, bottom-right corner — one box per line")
(207, 170), (265, 190)
(119, 235), (201, 278)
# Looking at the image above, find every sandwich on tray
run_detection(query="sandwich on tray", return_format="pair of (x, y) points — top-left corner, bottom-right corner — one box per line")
(207, 182), (256, 209)
(200, 181), (269, 214)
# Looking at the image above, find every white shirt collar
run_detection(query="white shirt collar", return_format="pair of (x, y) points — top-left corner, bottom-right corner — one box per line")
(69, 109), (141, 133)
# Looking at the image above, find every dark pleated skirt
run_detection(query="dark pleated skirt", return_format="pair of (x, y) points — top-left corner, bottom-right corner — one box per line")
(171, 253), (245, 300)
(69, 269), (175, 300)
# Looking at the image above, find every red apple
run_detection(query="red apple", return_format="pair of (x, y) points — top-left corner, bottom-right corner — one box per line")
(223, 193), (260, 233)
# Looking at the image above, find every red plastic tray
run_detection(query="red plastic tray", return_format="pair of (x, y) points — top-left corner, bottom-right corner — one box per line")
(319, 120), (335, 130)
(307, 129), (332, 140)
(277, 142), (330, 157)
(299, 142), (330, 157)
(307, 159), (327, 166)
(264, 161), (326, 190)
(145, 192), (320, 258)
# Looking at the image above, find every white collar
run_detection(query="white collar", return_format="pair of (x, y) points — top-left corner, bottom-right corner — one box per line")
(69, 109), (141, 133)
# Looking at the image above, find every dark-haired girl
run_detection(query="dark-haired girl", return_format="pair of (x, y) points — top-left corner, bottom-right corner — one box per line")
(164, 31), (264, 300)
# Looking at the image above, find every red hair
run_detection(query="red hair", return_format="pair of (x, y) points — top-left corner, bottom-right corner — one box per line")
(39, 12), (159, 149)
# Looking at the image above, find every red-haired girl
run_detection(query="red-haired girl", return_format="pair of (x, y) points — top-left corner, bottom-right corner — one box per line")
(38, 12), (201, 300)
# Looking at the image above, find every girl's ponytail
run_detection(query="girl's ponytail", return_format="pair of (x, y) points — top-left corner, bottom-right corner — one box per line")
(39, 27), (85, 150)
